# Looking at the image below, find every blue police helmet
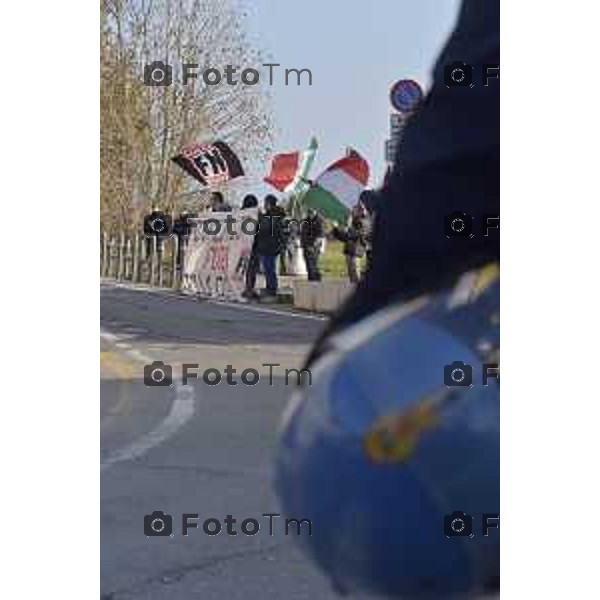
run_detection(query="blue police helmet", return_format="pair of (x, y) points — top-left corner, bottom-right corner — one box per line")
(275, 264), (500, 598)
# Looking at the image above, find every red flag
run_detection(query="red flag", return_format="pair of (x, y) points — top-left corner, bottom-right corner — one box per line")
(264, 151), (301, 191)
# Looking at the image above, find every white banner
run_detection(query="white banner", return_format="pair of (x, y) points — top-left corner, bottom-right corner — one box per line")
(181, 209), (257, 301)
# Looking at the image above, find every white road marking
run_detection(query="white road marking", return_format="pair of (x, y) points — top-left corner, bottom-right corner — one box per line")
(101, 381), (194, 471)
(207, 299), (327, 321)
(100, 329), (119, 343)
(100, 328), (196, 470)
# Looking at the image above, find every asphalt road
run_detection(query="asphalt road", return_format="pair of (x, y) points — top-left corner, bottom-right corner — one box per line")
(100, 282), (362, 600)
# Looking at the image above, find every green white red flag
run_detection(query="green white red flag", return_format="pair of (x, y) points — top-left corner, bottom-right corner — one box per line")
(302, 152), (370, 222)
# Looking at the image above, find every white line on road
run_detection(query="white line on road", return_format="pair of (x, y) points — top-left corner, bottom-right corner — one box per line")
(100, 328), (196, 470)
(99, 329), (119, 343)
(207, 299), (327, 321)
(101, 381), (194, 471)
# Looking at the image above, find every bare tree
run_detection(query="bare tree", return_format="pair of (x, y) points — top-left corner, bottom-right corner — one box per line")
(101, 0), (273, 233)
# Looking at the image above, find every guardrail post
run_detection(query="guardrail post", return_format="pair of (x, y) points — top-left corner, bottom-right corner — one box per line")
(158, 238), (164, 288)
(108, 238), (116, 279)
(132, 234), (140, 283)
(100, 233), (105, 276)
(117, 233), (125, 281)
(124, 238), (132, 280)
(140, 236), (148, 283)
(101, 233), (109, 277)
(172, 235), (180, 290)
(150, 236), (158, 286)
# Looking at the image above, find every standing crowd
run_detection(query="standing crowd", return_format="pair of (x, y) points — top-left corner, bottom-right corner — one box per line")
(143, 189), (375, 302)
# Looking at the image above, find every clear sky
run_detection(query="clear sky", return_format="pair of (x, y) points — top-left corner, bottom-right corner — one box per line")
(245, 0), (461, 193)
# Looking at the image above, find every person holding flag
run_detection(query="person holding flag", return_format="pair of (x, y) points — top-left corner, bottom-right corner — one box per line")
(330, 202), (371, 283)
(299, 209), (324, 281)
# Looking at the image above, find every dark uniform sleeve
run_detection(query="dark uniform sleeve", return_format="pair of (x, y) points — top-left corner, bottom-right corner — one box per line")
(306, 0), (500, 366)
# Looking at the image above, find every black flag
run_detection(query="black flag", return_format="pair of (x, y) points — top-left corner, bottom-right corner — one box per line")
(172, 141), (244, 186)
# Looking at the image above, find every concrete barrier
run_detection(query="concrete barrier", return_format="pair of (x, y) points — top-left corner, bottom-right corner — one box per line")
(292, 279), (354, 313)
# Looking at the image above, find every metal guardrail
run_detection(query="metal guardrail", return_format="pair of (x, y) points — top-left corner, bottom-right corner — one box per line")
(100, 233), (181, 290)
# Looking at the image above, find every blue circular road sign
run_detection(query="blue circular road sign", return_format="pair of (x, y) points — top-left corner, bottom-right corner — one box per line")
(390, 79), (423, 113)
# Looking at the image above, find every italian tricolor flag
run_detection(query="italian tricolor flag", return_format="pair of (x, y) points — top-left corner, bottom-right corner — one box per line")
(302, 152), (370, 222)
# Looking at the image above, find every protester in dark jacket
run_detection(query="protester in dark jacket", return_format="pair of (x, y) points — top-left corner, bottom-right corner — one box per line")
(358, 189), (380, 219)
(255, 195), (286, 296)
(300, 209), (324, 281)
(331, 206), (371, 283)
(356, 200), (373, 270)
(172, 211), (195, 270)
(241, 194), (260, 299)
